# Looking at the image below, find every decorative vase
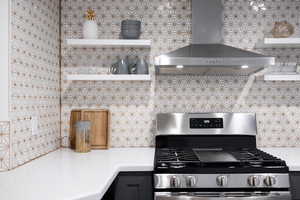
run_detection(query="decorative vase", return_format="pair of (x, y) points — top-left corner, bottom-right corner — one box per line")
(83, 9), (98, 39)
(136, 58), (149, 74)
(83, 20), (98, 39)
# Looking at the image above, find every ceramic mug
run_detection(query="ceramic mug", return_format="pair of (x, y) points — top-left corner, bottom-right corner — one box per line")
(128, 62), (137, 74)
(110, 59), (129, 74)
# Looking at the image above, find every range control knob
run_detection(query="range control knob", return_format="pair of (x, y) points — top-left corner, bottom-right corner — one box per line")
(186, 176), (197, 188)
(248, 176), (261, 187)
(216, 175), (228, 187)
(264, 176), (276, 187)
(170, 176), (181, 188)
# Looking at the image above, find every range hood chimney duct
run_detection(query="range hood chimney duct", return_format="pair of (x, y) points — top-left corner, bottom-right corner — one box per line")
(192, 0), (223, 44)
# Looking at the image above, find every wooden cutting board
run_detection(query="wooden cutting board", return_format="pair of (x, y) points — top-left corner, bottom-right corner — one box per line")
(70, 109), (110, 149)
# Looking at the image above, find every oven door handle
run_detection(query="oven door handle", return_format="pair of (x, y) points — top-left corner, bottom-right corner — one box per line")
(155, 192), (291, 200)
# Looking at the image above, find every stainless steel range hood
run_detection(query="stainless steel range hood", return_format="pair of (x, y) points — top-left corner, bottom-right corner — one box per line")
(155, 0), (275, 76)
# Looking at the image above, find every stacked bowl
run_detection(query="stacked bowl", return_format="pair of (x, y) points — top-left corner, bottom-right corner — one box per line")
(121, 20), (141, 39)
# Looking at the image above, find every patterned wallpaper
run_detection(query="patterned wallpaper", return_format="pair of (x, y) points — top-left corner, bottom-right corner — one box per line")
(0, 122), (10, 171)
(61, 0), (300, 148)
(9, 0), (61, 169)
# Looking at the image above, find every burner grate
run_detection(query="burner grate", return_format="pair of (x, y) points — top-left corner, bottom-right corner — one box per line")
(157, 148), (199, 163)
(231, 149), (285, 164)
(156, 148), (286, 170)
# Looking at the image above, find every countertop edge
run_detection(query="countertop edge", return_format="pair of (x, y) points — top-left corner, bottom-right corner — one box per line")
(288, 166), (300, 171)
(73, 165), (154, 200)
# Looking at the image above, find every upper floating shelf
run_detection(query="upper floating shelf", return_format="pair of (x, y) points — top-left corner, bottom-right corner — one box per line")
(264, 72), (300, 81)
(66, 39), (152, 48)
(258, 38), (300, 48)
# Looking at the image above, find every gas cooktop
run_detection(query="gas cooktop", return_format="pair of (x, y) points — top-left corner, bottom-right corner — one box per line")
(155, 148), (288, 173)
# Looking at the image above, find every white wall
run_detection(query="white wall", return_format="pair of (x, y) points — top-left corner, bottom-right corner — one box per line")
(0, 0), (10, 121)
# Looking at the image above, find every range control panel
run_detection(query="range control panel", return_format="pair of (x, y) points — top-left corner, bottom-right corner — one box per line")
(190, 118), (223, 129)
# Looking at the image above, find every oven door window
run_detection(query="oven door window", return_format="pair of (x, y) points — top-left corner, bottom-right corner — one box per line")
(155, 192), (291, 200)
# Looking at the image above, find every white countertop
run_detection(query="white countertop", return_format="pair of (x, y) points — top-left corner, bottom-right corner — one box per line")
(0, 147), (299, 200)
(0, 148), (154, 200)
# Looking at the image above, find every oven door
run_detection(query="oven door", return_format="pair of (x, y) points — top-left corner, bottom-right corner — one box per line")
(155, 191), (291, 200)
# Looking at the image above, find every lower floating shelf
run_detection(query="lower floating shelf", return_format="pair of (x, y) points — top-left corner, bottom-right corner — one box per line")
(264, 72), (300, 81)
(66, 74), (151, 81)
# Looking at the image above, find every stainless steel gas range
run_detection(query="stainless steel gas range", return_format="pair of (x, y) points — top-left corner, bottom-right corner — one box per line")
(153, 113), (291, 200)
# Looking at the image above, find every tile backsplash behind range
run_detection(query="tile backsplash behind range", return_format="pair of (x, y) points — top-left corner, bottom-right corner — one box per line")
(61, 0), (300, 148)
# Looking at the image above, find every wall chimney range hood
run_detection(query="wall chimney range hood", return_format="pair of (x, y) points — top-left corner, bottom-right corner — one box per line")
(155, 0), (275, 76)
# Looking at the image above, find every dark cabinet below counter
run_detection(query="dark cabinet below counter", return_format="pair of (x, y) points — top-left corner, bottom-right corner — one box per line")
(102, 172), (153, 200)
(291, 172), (300, 200)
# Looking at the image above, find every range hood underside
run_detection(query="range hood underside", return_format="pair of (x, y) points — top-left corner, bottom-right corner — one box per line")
(156, 66), (264, 76)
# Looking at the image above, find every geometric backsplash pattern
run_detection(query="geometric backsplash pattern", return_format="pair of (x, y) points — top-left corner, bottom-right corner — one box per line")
(60, 0), (300, 148)
(9, 0), (61, 168)
(0, 122), (10, 171)
(3, 0), (299, 171)
(61, 0), (300, 148)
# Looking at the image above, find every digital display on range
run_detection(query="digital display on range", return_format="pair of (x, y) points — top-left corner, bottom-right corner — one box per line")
(190, 118), (223, 129)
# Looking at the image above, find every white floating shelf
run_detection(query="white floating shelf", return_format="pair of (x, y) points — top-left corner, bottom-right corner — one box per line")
(262, 38), (300, 48)
(264, 72), (300, 81)
(66, 39), (151, 48)
(66, 74), (151, 81)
